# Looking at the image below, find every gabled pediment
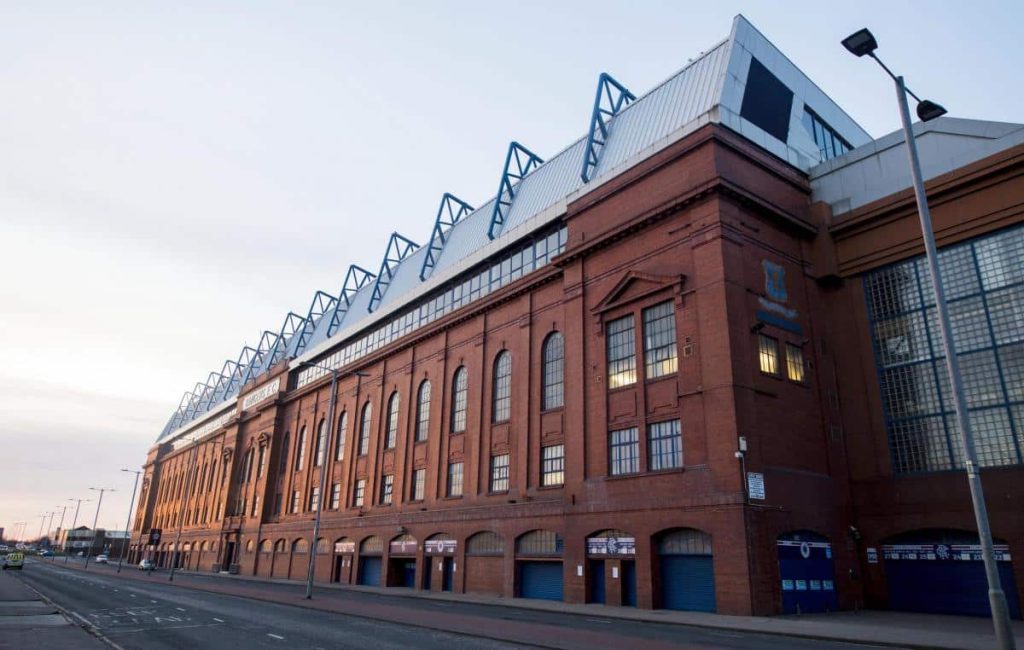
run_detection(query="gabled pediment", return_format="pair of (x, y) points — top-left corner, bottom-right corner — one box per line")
(591, 271), (686, 316)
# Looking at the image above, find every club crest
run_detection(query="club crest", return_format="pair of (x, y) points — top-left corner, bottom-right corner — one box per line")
(762, 260), (788, 303)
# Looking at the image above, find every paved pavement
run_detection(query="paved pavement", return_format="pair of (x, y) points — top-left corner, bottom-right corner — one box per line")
(0, 564), (105, 649)
(20, 558), (881, 649)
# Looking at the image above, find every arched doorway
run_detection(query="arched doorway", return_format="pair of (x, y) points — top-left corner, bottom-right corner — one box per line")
(388, 534), (418, 588)
(289, 539), (308, 580)
(586, 529), (637, 606)
(466, 531), (504, 596)
(424, 533), (458, 592)
(515, 530), (563, 601)
(272, 539), (288, 578)
(333, 537), (355, 584)
(777, 530), (837, 614)
(358, 536), (383, 586)
(882, 529), (1021, 618)
(655, 528), (715, 612)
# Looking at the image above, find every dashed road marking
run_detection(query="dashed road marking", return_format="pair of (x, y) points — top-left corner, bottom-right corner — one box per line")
(267, 633), (285, 640)
(176, 607), (186, 612)
(129, 594), (136, 598)
(150, 600), (158, 604)
(213, 617), (224, 623)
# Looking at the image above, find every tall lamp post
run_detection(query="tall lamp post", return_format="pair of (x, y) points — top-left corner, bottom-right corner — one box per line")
(842, 28), (1015, 650)
(84, 488), (113, 570)
(297, 361), (366, 599)
(64, 499), (89, 564)
(117, 468), (143, 573)
(52, 504), (69, 561)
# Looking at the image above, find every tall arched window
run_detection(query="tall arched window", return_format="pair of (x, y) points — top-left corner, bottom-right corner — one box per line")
(295, 426), (307, 471)
(415, 380), (431, 442)
(278, 432), (290, 475)
(542, 332), (564, 410)
(334, 411), (348, 462)
(385, 391), (400, 448)
(492, 351), (511, 423)
(315, 419), (328, 466)
(358, 401), (373, 455)
(450, 367), (468, 433)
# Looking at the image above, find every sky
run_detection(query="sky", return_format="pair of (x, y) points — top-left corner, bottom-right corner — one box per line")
(1, 0), (1022, 541)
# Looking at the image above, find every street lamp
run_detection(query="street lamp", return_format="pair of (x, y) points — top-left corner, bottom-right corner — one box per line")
(65, 498), (90, 564)
(117, 468), (143, 573)
(84, 488), (114, 569)
(52, 504), (69, 562)
(297, 360), (367, 599)
(843, 28), (1014, 650)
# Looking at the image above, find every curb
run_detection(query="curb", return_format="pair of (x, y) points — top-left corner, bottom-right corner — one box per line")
(13, 571), (123, 650)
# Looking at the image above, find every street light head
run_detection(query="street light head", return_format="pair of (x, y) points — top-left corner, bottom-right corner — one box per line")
(916, 99), (947, 122)
(354, 371), (369, 378)
(842, 28), (878, 57)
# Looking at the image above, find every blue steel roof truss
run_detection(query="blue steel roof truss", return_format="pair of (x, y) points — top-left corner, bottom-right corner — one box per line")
(327, 265), (376, 337)
(487, 142), (543, 240)
(267, 312), (306, 367)
(581, 73), (635, 183)
(293, 290), (337, 356)
(238, 331), (279, 387)
(419, 193), (474, 281)
(367, 233), (420, 312)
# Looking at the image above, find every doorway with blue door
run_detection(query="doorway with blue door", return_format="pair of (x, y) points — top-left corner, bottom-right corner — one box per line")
(357, 535), (383, 587)
(424, 533), (458, 592)
(656, 528), (716, 612)
(777, 531), (838, 614)
(387, 534), (418, 588)
(516, 530), (564, 601)
(586, 529), (637, 606)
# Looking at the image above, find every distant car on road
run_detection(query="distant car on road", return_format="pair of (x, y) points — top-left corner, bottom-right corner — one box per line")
(2, 552), (24, 570)
(138, 559), (155, 571)
(39, 550), (53, 557)
(95, 554), (109, 564)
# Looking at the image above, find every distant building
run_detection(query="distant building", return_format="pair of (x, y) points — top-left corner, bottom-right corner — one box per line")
(59, 527), (129, 557)
(129, 15), (1023, 618)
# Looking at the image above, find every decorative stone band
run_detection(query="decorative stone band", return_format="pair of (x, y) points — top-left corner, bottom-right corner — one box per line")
(170, 409), (235, 451)
(241, 377), (281, 411)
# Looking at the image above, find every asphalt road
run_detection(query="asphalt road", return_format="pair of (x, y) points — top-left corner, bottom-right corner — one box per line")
(16, 559), (886, 649)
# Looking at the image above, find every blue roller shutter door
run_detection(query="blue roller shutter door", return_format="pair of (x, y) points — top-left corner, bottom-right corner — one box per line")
(400, 560), (416, 588)
(519, 561), (563, 601)
(778, 539), (838, 614)
(589, 560), (605, 604)
(359, 556), (382, 586)
(885, 557), (1021, 619)
(661, 555), (716, 612)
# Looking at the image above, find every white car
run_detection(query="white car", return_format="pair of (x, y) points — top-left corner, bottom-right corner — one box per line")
(95, 554), (109, 564)
(138, 559), (155, 571)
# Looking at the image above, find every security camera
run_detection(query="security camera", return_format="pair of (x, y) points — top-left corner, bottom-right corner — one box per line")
(734, 451), (745, 459)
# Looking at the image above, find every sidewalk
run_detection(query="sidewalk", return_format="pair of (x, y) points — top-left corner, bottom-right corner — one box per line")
(62, 559), (1024, 650)
(0, 568), (106, 649)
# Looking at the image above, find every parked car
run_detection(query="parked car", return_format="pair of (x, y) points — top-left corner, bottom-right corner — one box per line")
(95, 554), (109, 564)
(138, 559), (155, 571)
(39, 550), (53, 557)
(2, 552), (24, 570)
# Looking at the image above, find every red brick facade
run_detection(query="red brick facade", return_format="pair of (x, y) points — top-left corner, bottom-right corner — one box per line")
(129, 123), (1024, 616)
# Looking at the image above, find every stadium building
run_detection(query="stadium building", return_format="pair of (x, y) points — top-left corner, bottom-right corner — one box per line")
(129, 16), (1023, 617)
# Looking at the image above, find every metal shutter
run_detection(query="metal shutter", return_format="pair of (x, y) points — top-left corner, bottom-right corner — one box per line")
(358, 556), (382, 586)
(886, 558), (1021, 619)
(778, 540), (838, 614)
(519, 561), (564, 601)
(660, 555), (716, 612)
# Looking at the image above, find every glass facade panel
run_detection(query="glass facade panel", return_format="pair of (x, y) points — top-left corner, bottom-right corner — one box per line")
(865, 225), (1024, 473)
(803, 107), (852, 161)
(607, 316), (636, 388)
(609, 427), (639, 476)
(643, 301), (678, 379)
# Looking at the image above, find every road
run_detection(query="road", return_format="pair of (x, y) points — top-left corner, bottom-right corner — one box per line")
(15, 559), (885, 649)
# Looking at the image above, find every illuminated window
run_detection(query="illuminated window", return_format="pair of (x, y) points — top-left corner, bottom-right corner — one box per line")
(607, 316), (636, 388)
(786, 343), (805, 382)
(758, 334), (780, 375)
(541, 445), (565, 486)
(492, 351), (511, 423)
(542, 332), (564, 409)
(643, 301), (678, 379)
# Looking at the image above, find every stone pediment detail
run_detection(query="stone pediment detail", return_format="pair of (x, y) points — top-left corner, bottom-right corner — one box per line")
(591, 271), (686, 317)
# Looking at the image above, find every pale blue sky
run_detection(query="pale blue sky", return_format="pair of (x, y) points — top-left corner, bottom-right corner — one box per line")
(2, 0), (1021, 537)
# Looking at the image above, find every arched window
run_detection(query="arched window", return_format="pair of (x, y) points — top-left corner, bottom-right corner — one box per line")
(385, 392), (400, 448)
(542, 332), (564, 410)
(492, 351), (511, 423)
(295, 426), (307, 471)
(415, 380), (431, 442)
(450, 367), (468, 433)
(315, 419), (328, 466)
(358, 401), (373, 455)
(278, 432), (290, 475)
(334, 411), (348, 462)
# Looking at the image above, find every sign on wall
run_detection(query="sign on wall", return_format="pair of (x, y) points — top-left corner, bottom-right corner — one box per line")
(424, 539), (457, 555)
(390, 540), (418, 555)
(586, 537), (636, 556)
(241, 378), (281, 411)
(882, 544), (1012, 562)
(334, 541), (356, 554)
(747, 472), (766, 500)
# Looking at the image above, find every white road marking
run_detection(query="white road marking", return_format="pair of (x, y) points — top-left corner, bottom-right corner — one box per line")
(213, 618), (225, 623)
(150, 600), (158, 604)
(267, 633), (285, 640)
(130, 594), (137, 598)
(176, 607), (186, 612)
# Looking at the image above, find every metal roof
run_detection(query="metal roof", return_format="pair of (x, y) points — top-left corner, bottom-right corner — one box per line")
(158, 14), (871, 444)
